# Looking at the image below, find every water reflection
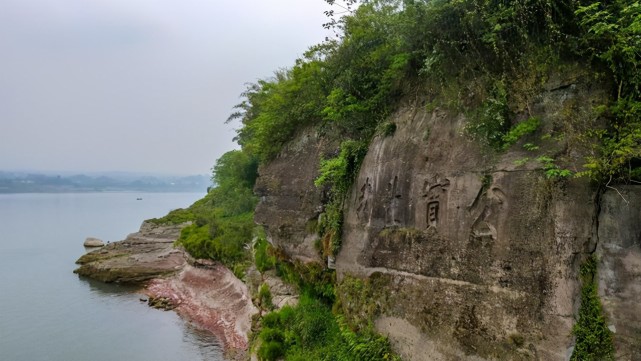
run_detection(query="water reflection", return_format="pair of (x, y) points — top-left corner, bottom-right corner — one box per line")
(182, 322), (225, 360)
(1, 193), (224, 361)
(76, 275), (225, 360)
(78, 276), (142, 297)
(80, 276), (141, 296)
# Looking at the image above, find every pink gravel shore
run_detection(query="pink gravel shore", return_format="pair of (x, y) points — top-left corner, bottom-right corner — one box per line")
(146, 264), (258, 355)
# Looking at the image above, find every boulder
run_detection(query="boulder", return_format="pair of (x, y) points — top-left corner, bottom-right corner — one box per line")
(83, 237), (105, 247)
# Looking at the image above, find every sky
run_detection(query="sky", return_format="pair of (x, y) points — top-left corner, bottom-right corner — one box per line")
(0, 0), (334, 175)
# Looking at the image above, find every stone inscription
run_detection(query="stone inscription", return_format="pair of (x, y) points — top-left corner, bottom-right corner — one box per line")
(423, 176), (450, 228)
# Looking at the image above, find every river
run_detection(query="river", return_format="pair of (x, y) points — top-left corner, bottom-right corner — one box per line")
(0, 192), (225, 361)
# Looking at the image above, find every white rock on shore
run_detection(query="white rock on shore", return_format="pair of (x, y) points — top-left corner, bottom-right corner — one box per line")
(83, 237), (105, 247)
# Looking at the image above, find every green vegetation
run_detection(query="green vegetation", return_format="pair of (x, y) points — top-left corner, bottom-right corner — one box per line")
(230, 1), (412, 163)
(465, 80), (511, 149)
(573, 1), (641, 183)
(254, 237), (277, 273)
(228, 0), (641, 187)
(151, 0), (641, 359)
(149, 150), (258, 277)
(250, 254), (397, 360)
(536, 155), (573, 179)
(571, 255), (614, 361)
(275, 259), (336, 303)
(379, 121), (397, 137)
(147, 207), (194, 225)
(257, 283), (274, 311)
(336, 273), (392, 333)
(175, 151), (258, 277)
(255, 292), (398, 361)
(315, 140), (368, 256)
(502, 117), (541, 150)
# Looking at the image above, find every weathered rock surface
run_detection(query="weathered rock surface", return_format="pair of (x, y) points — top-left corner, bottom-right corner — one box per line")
(74, 221), (188, 283)
(337, 96), (595, 360)
(146, 264), (258, 354)
(83, 237), (104, 247)
(254, 71), (641, 360)
(263, 271), (298, 309)
(147, 296), (177, 310)
(246, 266), (299, 310)
(254, 128), (338, 264)
(597, 187), (641, 360)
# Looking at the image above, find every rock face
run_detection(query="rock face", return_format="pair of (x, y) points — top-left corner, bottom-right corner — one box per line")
(74, 221), (188, 283)
(337, 99), (591, 361)
(246, 266), (299, 310)
(146, 264), (258, 354)
(254, 128), (338, 263)
(83, 237), (104, 247)
(597, 188), (641, 360)
(254, 72), (641, 360)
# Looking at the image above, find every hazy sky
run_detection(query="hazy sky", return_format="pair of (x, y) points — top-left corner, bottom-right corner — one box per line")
(0, 0), (333, 175)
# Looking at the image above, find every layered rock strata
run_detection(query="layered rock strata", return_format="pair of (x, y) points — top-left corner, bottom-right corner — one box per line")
(146, 263), (257, 352)
(74, 221), (257, 357)
(75, 222), (186, 283)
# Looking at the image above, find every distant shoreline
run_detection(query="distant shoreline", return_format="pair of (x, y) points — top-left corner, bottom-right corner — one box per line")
(0, 171), (211, 194)
(0, 188), (207, 194)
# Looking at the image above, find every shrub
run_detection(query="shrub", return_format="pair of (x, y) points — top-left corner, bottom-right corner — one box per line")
(315, 140), (368, 256)
(254, 238), (276, 273)
(380, 121), (397, 137)
(255, 285), (401, 360)
(257, 341), (284, 361)
(258, 283), (274, 311)
(502, 117), (541, 149)
(465, 81), (511, 149)
(536, 156), (573, 179)
(147, 208), (194, 225)
(167, 149), (258, 274)
(261, 311), (282, 329)
(571, 255), (614, 360)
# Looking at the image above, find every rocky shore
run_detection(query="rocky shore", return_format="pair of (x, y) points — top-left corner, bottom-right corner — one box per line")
(74, 222), (187, 283)
(74, 221), (257, 359)
(146, 263), (256, 352)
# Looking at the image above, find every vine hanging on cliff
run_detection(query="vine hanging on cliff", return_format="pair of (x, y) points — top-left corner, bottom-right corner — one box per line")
(571, 255), (614, 361)
(315, 140), (368, 257)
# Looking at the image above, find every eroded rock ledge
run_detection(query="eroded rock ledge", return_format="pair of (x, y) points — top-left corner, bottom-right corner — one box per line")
(74, 221), (187, 283)
(73, 221), (258, 358)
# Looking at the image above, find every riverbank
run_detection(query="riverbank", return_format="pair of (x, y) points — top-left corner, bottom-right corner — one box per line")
(74, 221), (257, 359)
(146, 263), (256, 353)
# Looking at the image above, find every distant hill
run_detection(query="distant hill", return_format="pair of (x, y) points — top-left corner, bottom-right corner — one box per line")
(0, 171), (211, 193)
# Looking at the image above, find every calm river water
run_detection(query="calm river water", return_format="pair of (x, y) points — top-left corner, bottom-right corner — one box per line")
(0, 192), (225, 361)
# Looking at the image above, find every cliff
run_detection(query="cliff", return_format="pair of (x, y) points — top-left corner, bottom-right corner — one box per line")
(72, 2), (641, 359)
(254, 70), (641, 360)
